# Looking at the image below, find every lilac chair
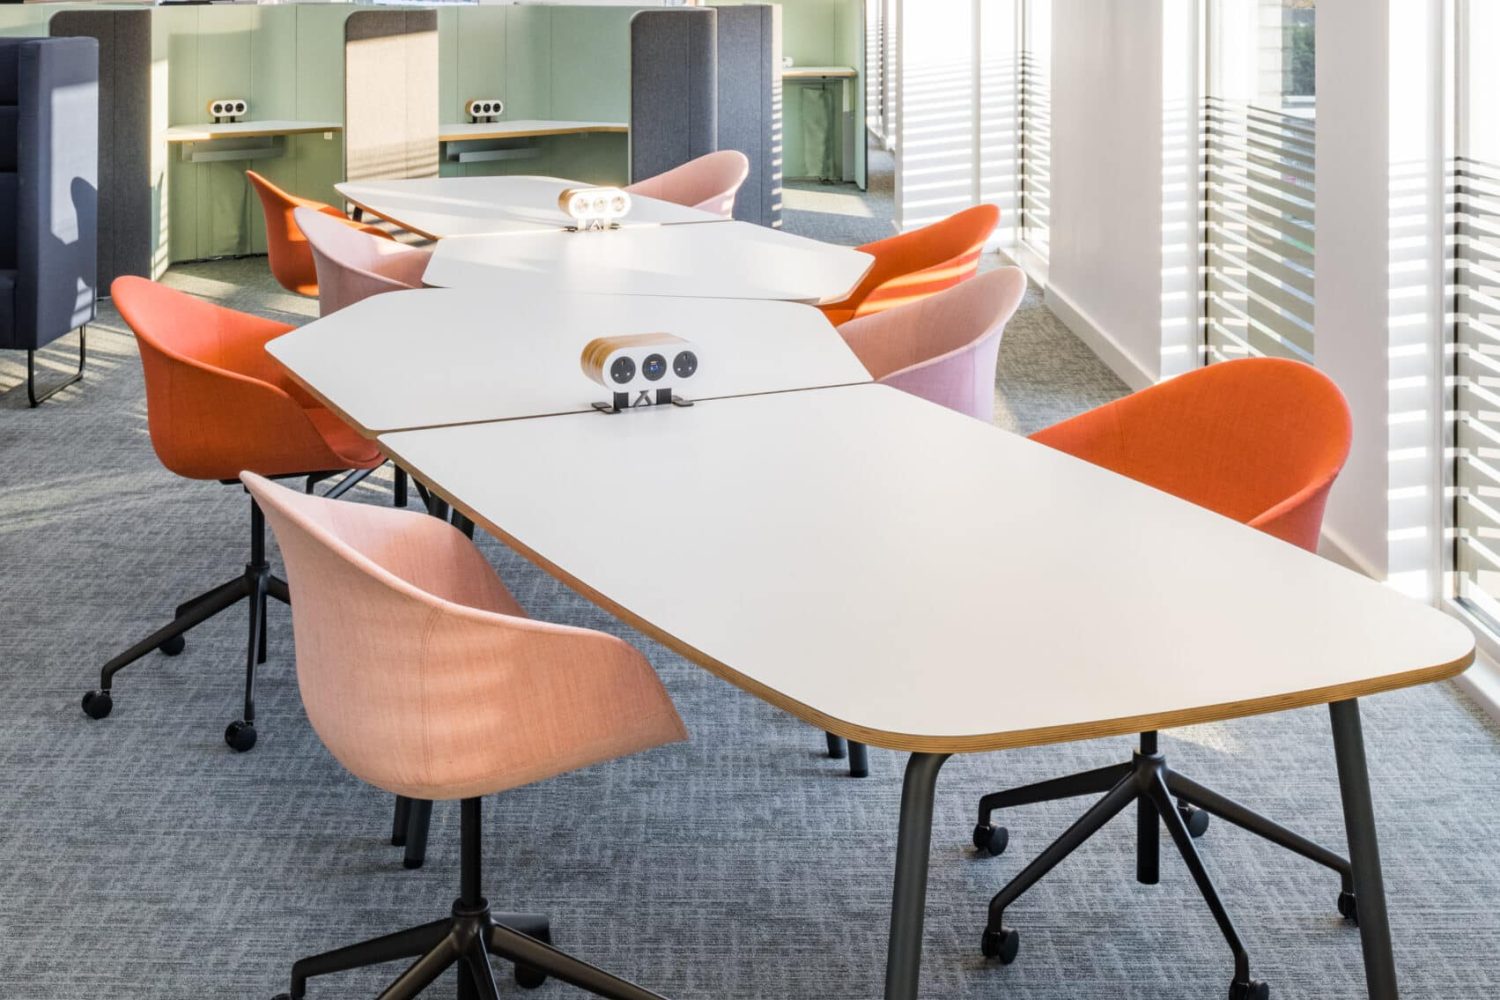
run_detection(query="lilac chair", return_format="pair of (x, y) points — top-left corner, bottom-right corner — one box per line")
(624, 150), (750, 219)
(838, 266), (1027, 423)
(293, 206), (432, 318)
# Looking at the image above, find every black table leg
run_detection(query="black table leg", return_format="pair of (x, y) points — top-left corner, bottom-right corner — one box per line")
(1330, 699), (1398, 1000)
(884, 752), (950, 1000)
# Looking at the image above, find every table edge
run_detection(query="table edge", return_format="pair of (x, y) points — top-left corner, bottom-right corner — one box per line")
(377, 432), (1478, 756)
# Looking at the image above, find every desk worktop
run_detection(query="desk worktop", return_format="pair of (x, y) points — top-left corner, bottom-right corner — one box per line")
(381, 384), (1475, 753)
(439, 120), (628, 142)
(782, 65), (858, 79)
(163, 120), (342, 142)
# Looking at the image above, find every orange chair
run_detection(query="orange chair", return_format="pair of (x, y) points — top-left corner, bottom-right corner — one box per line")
(246, 170), (394, 297)
(972, 358), (1353, 1000)
(242, 472), (685, 1000)
(81, 277), (384, 752)
(819, 203), (1000, 326)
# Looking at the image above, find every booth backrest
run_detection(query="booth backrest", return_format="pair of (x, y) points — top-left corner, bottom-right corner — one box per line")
(0, 36), (99, 351)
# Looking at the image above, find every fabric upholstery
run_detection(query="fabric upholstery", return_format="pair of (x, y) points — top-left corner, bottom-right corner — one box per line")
(294, 206), (430, 317)
(712, 4), (779, 226)
(241, 472), (688, 802)
(245, 170), (393, 297)
(838, 267), (1027, 423)
(625, 150), (749, 219)
(0, 37), (98, 351)
(111, 276), (382, 481)
(1029, 357), (1353, 552)
(820, 204), (1001, 326)
(629, 8), (718, 187)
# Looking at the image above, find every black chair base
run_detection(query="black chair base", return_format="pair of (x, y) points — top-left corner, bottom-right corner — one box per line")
(26, 325), (86, 406)
(276, 799), (669, 1000)
(976, 733), (1356, 1000)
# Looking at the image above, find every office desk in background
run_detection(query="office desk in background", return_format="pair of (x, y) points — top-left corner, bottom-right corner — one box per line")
(337, 174), (721, 240)
(163, 120), (342, 164)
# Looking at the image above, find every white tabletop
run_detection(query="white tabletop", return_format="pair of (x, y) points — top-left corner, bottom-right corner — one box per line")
(380, 384), (1474, 752)
(266, 288), (869, 435)
(336, 175), (722, 240)
(164, 120), (342, 142)
(439, 120), (628, 142)
(423, 221), (875, 305)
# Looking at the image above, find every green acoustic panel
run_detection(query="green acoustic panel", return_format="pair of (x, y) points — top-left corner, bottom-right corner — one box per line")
(345, 10), (439, 183)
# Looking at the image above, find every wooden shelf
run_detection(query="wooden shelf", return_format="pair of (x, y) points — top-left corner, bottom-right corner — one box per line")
(439, 120), (628, 143)
(782, 66), (857, 80)
(164, 120), (342, 143)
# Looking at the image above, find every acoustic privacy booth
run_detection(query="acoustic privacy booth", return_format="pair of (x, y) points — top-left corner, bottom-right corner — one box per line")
(0, 36), (99, 406)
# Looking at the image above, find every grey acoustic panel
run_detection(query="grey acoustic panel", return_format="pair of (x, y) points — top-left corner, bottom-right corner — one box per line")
(51, 9), (151, 286)
(629, 8), (717, 186)
(344, 10), (439, 184)
(713, 5), (780, 228)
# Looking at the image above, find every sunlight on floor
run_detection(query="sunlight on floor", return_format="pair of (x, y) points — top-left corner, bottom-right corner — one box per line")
(782, 187), (877, 218)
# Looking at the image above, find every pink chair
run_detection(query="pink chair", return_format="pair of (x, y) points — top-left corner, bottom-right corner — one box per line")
(838, 266), (1027, 423)
(242, 472), (685, 1000)
(293, 206), (432, 318)
(624, 150), (750, 219)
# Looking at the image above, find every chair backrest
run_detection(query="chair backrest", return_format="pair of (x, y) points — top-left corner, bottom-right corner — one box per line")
(241, 472), (687, 801)
(1030, 357), (1353, 552)
(111, 275), (354, 480)
(625, 150), (750, 219)
(837, 267), (1027, 422)
(0, 37), (98, 349)
(245, 170), (328, 295)
(827, 204), (1001, 324)
(294, 206), (430, 317)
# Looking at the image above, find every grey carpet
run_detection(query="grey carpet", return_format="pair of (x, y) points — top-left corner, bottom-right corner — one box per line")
(2, 207), (1499, 1000)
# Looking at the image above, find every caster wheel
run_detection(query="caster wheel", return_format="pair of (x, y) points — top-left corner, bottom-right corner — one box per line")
(973, 823), (1009, 857)
(980, 926), (1019, 964)
(225, 720), (257, 752)
(1229, 979), (1269, 1000)
(158, 635), (186, 656)
(515, 925), (551, 989)
(1180, 802), (1210, 838)
(81, 689), (113, 720)
(1338, 890), (1358, 925)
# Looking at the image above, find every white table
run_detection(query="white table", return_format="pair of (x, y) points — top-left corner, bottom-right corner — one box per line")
(336, 175), (721, 240)
(423, 221), (875, 305)
(378, 383), (1473, 1000)
(266, 288), (869, 435)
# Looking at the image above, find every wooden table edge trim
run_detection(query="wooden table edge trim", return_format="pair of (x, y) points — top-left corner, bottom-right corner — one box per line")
(378, 434), (1477, 755)
(439, 124), (628, 141)
(336, 192), (445, 243)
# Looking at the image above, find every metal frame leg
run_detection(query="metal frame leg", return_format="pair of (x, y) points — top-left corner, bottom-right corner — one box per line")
(825, 731), (847, 759)
(287, 919), (450, 996)
(391, 796), (412, 846)
(404, 799), (433, 869)
(1330, 699), (1398, 1000)
(393, 466), (409, 508)
(884, 752), (950, 1000)
(848, 740), (869, 778)
(26, 325), (85, 407)
(375, 934), (461, 1000)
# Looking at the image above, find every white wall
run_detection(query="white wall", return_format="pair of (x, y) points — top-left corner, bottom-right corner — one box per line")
(1044, 0), (1164, 389)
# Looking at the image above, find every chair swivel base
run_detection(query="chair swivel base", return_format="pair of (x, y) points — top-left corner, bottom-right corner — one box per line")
(976, 734), (1357, 1000)
(81, 498), (288, 752)
(277, 798), (669, 1000)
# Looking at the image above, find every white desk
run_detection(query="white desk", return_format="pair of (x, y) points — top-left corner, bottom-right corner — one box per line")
(336, 175), (721, 240)
(423, 221), (875, 305)
(378, 384), (1472, 1000)
(266, 288), (869, 435)
(438, 120), (627, 142)
(164, 120), (343, 142)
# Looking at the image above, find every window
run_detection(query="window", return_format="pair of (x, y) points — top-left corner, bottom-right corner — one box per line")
(1018, 0), (1051, 258)
(1452, 0), (1500, 627)
(1202, 0), (1316, 365)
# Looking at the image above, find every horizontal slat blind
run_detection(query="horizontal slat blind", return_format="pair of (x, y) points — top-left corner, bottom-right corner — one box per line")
(1018, 0), (1050, 256)
(1203, 94), (1316, 364)
(1455, 154), (1500, 620)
